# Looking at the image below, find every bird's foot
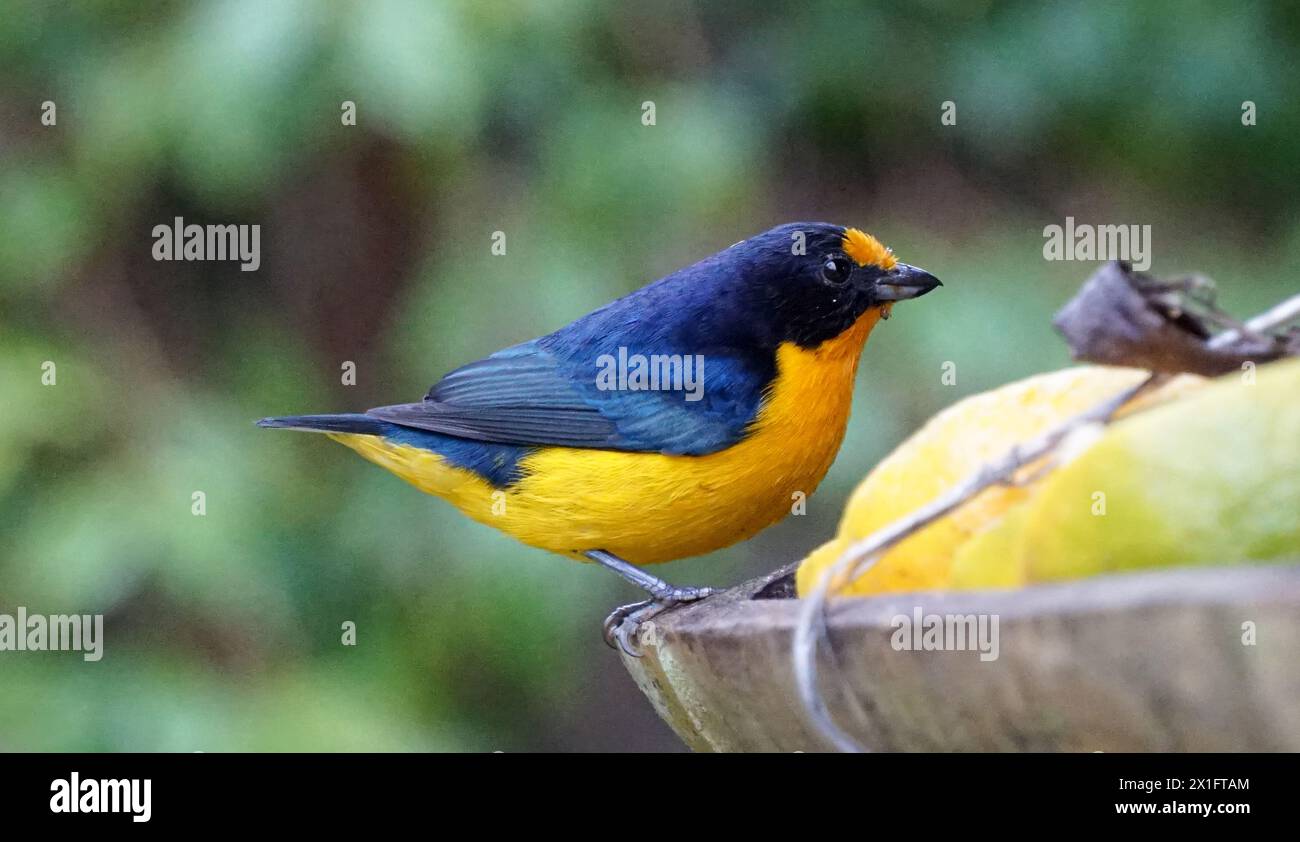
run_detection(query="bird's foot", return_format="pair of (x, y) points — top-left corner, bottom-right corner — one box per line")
(602, 584), (719, 658)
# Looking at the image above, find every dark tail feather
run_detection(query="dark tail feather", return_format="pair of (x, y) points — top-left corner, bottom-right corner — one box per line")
(256, 413), (390, 435)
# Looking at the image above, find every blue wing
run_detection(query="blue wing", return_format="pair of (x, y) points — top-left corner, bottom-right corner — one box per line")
(367, 335), (773, 456)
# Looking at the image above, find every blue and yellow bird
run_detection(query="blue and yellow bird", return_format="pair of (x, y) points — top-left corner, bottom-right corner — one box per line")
(259, 222), (940, 653)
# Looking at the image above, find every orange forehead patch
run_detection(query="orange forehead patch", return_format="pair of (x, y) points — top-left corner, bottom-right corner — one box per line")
(841, 227), (897, 270)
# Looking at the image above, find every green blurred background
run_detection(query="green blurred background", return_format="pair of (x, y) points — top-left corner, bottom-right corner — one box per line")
(1, 0), (1298, 751)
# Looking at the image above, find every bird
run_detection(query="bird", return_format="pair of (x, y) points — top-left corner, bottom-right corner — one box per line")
(259, 222), (941, 654)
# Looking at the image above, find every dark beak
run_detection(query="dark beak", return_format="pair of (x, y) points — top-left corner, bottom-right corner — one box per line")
(874, 263), (942, 301)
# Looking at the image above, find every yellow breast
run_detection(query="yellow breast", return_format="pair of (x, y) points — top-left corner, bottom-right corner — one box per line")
(332, 307), (884, 565)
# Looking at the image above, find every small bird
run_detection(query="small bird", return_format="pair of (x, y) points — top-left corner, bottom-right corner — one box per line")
(259, 222), (940, 654)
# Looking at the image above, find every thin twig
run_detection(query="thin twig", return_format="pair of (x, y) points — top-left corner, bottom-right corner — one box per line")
(1207, 292), (1300, 350)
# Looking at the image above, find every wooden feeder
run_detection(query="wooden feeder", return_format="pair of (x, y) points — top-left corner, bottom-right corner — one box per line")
(620, 561), (1300, 752)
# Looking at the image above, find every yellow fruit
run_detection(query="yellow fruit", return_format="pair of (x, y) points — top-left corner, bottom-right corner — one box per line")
(946, 502), (1032, 590)
(951, 356), (1300, 588)
(795, 366), (1203, 597)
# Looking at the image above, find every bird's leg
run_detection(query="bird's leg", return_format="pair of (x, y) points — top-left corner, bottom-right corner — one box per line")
(585, 549), (719, 657)
(586, 549), (716, 603)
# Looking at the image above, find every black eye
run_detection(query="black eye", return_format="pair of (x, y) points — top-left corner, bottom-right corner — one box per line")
(821, 255), (852, 285)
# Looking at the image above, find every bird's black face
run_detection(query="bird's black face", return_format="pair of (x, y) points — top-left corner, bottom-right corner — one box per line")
(733, 223), (942, 349)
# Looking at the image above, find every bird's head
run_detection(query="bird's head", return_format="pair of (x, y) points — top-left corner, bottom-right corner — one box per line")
(715, 222), (942, 349)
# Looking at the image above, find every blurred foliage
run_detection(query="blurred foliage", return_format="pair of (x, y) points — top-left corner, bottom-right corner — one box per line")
(1, 0), (1298, 751)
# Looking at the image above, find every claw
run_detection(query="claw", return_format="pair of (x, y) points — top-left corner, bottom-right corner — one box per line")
(602, 600), (649, 653)
(602, 587), (719, 658)
(586, 549), (720, 658)
(614, 617), (643, 658)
